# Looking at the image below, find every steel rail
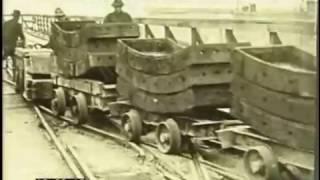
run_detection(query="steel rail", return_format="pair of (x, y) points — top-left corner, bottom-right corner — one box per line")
(3, 79), (16, 87)
(143, 142), (245, 180)
(37, 105), (146, 159)
(33, 106), (85, 179)
(37, 105), (247, 180)
(66, 145), (97, 180)
(37, 105), (196, 180)
(190, 152), (211, 180)
(140, 144), (188, 180)
(4, 104), (29, 109)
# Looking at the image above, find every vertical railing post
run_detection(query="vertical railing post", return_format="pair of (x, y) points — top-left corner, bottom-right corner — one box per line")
(164, 26), (177, 42)
(32, 16), (36, 32)
(44, 16), (48, 35)
(191, 27), (203, 46)
(37, 16), (41, 34)
(41, 16), (45, 34)
(39, 16), (42, 34)
(269, 31), (282, 45)
(225, 29), (238, 43)
(144, 24), (155, 39)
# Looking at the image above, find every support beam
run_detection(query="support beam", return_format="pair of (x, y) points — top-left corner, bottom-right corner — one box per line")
(269, 31), (282, 44)
(144, 24), (155, 39)
(191, 27), (204, 46)
(164, 26), (177, 42)
(225, 29), (238, 43)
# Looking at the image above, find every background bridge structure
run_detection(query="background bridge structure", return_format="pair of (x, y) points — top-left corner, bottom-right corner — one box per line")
(3, 13), (317, 54)
(2, 11), (317, 180)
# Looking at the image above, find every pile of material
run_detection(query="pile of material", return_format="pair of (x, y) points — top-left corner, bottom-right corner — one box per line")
(231, 45), (316, 151)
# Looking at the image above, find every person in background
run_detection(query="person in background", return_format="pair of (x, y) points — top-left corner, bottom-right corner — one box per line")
(103, 0), (133, 23)
(54, 8), (69, 22)
(41, 8), (69, 48)
(3, 10), (25, 68)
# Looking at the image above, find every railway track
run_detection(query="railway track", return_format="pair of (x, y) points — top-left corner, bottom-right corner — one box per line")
(34, 106), (89, 179)
(3, 77), (90, 179)
(38, 104), (237, 180)
(0, 75), (284, 180)
(3, 75), (189, 180)
(3, 74), (315, 180)
(3, 76), (245, 180)
(36, 104), (246, 180)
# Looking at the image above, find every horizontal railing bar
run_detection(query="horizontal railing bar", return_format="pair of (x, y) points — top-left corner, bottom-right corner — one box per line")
(3, 14), (315, 26)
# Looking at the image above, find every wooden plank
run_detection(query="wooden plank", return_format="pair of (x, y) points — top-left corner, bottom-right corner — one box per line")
(116, 61), (188, 94)
(193, 84), (231, 108)
(117, 78), (230, 113)
(189, 63), (232, 85)
(231, 98), (315, 151)
(116, 77), (193, 113)
(56, 76), (72, 88)
(188, 42), (251, 64)
(117, 56), (232, 94)
(88, 52), (116, 67)
(79, 23), (140, 39)
(25, 52), (53, 75)
(231, 75), (315, 124)
(71, 79), (92, 94)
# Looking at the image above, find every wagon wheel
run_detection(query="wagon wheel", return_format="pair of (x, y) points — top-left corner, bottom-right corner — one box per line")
(121, 109), (142, 143)
(70, 93), (89, 125)
(51, 87), (66, 116)
(156, 118), (181, 154)
(243, 145), (281, 180)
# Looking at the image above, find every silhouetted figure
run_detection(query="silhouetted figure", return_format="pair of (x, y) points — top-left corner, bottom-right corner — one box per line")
(103, 0), (133, 23)
(54, 8), (69, 22)
(42, 8), (69, 48)
(3, 10), (25, 67)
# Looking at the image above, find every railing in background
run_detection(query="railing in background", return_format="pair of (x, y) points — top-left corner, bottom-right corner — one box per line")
(4, 14), (105, 41)
(3, 13), (317, 53)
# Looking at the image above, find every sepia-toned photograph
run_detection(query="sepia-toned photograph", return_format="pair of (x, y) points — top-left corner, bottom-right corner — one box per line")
(2, 0), (318, 180)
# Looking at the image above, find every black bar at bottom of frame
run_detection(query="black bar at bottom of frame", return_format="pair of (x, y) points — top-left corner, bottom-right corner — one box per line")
(36, 178), (85, 180)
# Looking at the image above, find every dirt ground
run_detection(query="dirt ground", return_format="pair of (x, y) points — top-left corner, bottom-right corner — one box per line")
(2, 80), (165, 180)
(3, 83), (73, 180)
(43, 112), (165, 180)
